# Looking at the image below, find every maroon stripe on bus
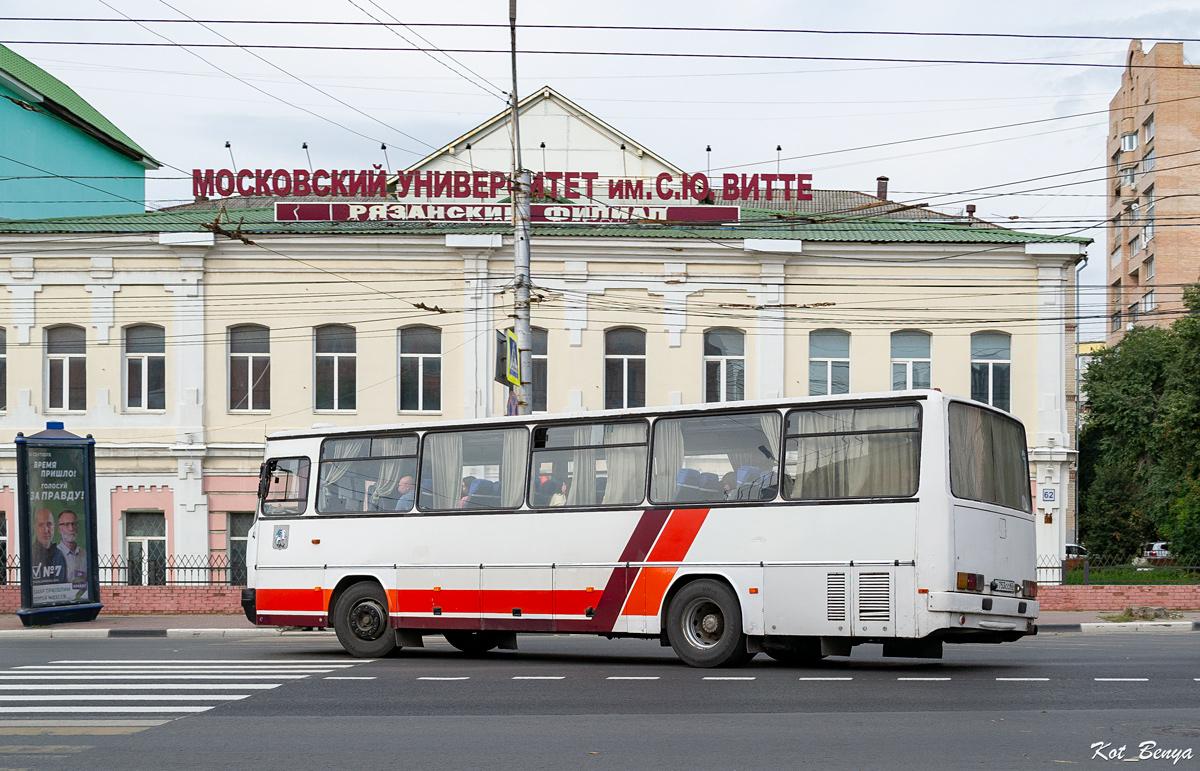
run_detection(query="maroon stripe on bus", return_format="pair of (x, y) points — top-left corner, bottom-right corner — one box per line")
(257, 613), (326, 627)
(589, 508), (671, 633)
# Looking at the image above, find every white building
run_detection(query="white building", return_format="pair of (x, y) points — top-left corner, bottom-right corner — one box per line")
(0, 87), (1087, 575)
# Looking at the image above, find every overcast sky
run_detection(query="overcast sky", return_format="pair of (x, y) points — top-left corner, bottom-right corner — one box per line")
(5, 0), (1200, 339)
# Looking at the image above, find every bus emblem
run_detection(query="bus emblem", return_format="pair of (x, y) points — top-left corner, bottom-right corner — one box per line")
(273, 525), (290, 550)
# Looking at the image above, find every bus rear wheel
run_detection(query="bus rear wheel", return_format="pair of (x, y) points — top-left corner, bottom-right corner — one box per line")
(666, 579), (752, 668)
(444, 631), (499, 655)
(332, 582), (396, 658)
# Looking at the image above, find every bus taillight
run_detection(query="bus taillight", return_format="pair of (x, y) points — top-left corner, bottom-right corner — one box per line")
(956, 572), (984, 592)
(1022, 580), (1038, 599)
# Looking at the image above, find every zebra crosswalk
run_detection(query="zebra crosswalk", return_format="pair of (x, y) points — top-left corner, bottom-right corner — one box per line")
(0, 659), (363, 719)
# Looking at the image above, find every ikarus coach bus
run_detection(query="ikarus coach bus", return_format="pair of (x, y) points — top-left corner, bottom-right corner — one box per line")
(240, 390), (1039, 667)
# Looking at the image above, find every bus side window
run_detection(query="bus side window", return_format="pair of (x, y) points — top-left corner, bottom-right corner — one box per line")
(782, 404), (920, 500)
(648, 412), (782, 505)
(527, 421), (648, 508)
(261, 457), (311, 516)
(317, 434), (418, 515)
(419, 428), (529, 512)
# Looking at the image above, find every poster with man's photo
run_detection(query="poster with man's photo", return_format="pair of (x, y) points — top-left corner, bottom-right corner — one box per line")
(25, 445), (90, 606)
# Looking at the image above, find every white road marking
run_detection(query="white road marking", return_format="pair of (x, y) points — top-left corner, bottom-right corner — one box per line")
(512, 676), (566, 680)
(0, 695), (250, 702)
(0, 707), (214, 713)
(606, 676), (659, 680)
(1094, 678), (1149, 682)
(0, 684), (280, 690)
(417, 677), (470, 681)
(798, 677), (853, 681)
(703, 676), (756, 681)
(324, 677), (376, 680)
(996, 678), (1051, 681)
(897, 677), (951, 681)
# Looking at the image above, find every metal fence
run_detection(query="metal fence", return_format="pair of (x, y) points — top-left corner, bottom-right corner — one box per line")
(2, 554), (247, 587)
(1037, 555), (1200, 586)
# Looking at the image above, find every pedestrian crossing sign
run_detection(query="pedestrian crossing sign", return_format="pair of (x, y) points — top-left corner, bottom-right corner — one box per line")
(506, 330), (520, 385)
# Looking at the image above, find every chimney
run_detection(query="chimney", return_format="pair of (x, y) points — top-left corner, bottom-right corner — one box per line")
(966, 204), (976, 217)
(876, 176), (889, 199)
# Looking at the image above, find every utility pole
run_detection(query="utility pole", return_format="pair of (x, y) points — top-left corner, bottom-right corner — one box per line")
(510, 0), (533, 415)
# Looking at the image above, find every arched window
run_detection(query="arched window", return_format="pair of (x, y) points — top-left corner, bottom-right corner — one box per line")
(315, 325), (356, 411)
(704, 328), (745, 402)
(891, 330), (931, 391)
(808, 330), (849, 396)
(399, 325), (441, 412)
(970, 332), (1011, 411)
(605, 328), (646, 409)
(125, 325), (166, 410)
(229, 325), (270, 411)
(46, 325), (86, 411)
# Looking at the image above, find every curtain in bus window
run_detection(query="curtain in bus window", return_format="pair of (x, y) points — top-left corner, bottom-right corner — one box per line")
(949, 403), (1029, 512)
(786, 406), (918, 499)
(318, 438), (369, 511)
(602, 422), (648, 505)
(567, 425), (599, 506)
(650, 419), (685, 502)
(421, 433), (463, 509)
(499, 429), (528, 508)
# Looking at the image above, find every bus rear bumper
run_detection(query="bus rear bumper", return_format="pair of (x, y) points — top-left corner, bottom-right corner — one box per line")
(926, 591), (1038, 619)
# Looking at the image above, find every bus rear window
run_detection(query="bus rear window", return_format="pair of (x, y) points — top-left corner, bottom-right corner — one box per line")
(782, 404), (920, 500)
(948, 403), (1031, 512)
(261, 458), (311, 516)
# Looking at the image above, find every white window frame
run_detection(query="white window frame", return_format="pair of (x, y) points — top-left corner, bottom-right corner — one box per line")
(229, 325), (271, 413)
(0, 327), (6, 413)
(123, 325), (166, 412)
(970, 332), (1011, 412)
(1143, 148), (1155, 173)
(122, 510), (167, 587)
(1143, 115), (1154, 143)
(1145, 256), (1155, 281)
(808, 330), (851, 397)
(45, 326), (86, 413)
(890, 331), (932, 391)
(398, 325), (442, 413)
(703, 328), (745, 403)
(314, 325), (356, 412)
(226, 512), (253, 586)
(1110, 243), (1122, 268)
(1129, 234), (1140, 256)
(1119, 166), (1136, 187)
(604, 328), (647, 410)
(1121, 133), (1138, 152)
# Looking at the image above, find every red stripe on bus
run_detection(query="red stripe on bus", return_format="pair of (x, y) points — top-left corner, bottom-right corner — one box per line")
(590, 509), (671, 632)
(256, 588), (326, 613)
(622, 508), (710, 618)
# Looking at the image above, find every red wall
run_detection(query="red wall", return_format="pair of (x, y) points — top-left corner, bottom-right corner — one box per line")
(1038, 584), (1200, 610)
(0, 585), (243, 615)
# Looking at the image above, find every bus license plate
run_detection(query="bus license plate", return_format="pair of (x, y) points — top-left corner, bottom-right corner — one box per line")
(991, 579), (1017, 593)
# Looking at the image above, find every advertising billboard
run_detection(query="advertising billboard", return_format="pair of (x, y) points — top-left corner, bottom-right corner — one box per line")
(16, 423), (102, 625)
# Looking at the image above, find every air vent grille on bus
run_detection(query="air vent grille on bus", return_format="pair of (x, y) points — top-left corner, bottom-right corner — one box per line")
(857, 572), (892, 621)
(826, 572), (847, 621)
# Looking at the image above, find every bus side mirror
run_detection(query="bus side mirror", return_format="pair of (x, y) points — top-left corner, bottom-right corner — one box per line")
(258, 460), (275, 500)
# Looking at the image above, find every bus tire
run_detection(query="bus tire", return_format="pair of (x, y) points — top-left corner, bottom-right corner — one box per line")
(444, 631), (499, 655)
(666, 579), (752, 668)
(332, 582), (396, 658)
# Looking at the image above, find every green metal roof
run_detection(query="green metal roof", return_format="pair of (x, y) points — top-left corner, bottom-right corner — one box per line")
(0, 44), (158, 166)
(0, 204), (1093, 245)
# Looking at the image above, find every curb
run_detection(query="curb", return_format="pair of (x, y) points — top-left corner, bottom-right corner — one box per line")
(0, 627), (336, 639)
(1039, 621), (1200, 634)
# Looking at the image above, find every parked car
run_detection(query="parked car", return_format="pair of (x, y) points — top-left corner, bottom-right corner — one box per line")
(1141, 541), (1173, 563)
(1065, 543), (1089, 558)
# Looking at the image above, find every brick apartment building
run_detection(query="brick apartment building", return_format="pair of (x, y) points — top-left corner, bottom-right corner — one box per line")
(1107, 40), (1200, 345)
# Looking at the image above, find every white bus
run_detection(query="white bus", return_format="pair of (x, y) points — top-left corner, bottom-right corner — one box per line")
(242, 390), (1038, 667)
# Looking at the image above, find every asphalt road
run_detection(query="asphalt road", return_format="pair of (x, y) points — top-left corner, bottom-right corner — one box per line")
(0, 632), (1197, 770)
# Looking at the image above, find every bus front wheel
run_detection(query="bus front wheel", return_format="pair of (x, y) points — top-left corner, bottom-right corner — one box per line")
(666, 579), (752, 668)
(333, 582), (397, 658)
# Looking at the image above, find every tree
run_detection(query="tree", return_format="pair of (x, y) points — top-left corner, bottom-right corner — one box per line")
(1077, 284), (1200, 562)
